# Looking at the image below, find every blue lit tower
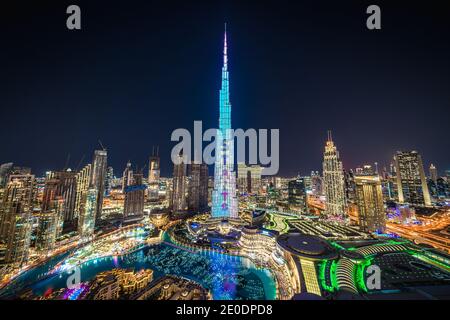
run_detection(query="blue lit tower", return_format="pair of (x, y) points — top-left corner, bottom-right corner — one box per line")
(211, 25), (238, 219)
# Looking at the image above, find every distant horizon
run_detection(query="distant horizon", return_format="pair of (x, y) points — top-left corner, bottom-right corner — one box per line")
(2, 139), (447, 179)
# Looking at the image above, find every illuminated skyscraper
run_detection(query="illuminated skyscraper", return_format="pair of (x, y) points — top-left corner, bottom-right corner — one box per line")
(91, 149), (108, 223)
(354, 174), (385, 233)
(171, 152), (187, 212)
(211, 25), (238, 219)
(429, 163), (437, 184)
(322, 131), (346, 220)
(124, 172), (146, 218)
(122, 161), (133, 193)
(0, 174), (34, 265)
(310, 171), (323, 196)
(237, 163), (262, 195)
(42, 169), (77, 229)
(105, 166), (114, 196)
(0, 162), (13, 188)
(148, 146), (160, 200)
(148, 146), (160, 184)
(78, 188), (98, 240)
(36, 202), (64, 253)
(188, 163), (209, 213)
(288, 177), (308, 214)
(394, 151), (431, 206)
(74, 164), (92, 221)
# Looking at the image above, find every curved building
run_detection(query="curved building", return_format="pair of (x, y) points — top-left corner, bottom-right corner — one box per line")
(276, 233), (339, 297)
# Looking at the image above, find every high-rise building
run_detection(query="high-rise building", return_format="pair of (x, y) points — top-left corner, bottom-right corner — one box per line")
(237, 163), (262, 195)
(303, 175), (312, 192)
(394, 151), (431, 206)
(148, 147), (161, 201)
(188, 163), (209, 213)
(211, 26), (238, 219)
(288, 178), (308, 214)
(42, 170), (77, 229)
(0, 162), (13, 188)
(36, 204), (64, 253)
(355, 165), (374, 176)
(0, 174), (34, 265)
(91, 150), (108, 222)
(429, 164), (438, 184)
(354, 175), (385, 233)
(105, 166), (114, 196)
(310, 171), (323, 196)
(322, 131), (346, 220)
(124, 173), (146, 218)
(74, 164), (92, 223)
(344, 169), (356, 205)
(122, 161), (133, 193)
(171, 152), (187, 212)
(40, 176), (65, 246)
(148, 146), (160, 184)
(78, 188), (98, 240)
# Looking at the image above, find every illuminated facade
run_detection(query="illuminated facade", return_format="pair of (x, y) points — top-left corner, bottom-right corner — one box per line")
(0, 162), (14, 188)
(354, 175), (385, 233)
(36, 208), (63, 252)
(237, 163), (262, 195)
(394, 151), (431, 206)
(122, 161), (133, 193)
(288, 177), (308, 214)
(0, 174), (34, 265)
(238, 226), (278, 263)
(322, 131), (346, 220)
(188, 163), (208, 213)
(124, 173), (146, 217)
(211, 26), (238, 219)
(148, 147), (160, 200)
(42, 169), (77, 228)
(78, 188), (98, 239)
(74, 164), (91, 220)
(171, 152), (187, 212)
(429, 163), (437, 184)
(276, 233), (339, 298)
(91, 149), (108, 222)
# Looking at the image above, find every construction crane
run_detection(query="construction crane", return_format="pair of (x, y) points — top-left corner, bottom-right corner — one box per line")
(75, 154), (86, 172)
(98, 139), (106, 151)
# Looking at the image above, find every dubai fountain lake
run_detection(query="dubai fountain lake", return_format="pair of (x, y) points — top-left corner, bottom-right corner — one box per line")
(0, 235), (277, 300)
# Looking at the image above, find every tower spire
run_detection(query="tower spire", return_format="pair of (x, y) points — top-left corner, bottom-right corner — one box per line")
(327, 130), (333, 142)
(212, 24), (238, 219)
(223, 23), (228, 68)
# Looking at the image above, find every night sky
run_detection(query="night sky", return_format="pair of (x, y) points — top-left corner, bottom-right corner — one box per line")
(1, 1), (449, 177)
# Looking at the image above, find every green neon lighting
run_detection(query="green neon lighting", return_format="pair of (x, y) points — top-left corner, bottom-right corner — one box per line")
(409, 251), (450, 272)
(355, 258), (372, 293)
(318, 260), (338, 293)
(330, 242), (346, 251)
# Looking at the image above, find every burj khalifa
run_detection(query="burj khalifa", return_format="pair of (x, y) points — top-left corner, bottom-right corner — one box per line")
(211, 25), (238, 219)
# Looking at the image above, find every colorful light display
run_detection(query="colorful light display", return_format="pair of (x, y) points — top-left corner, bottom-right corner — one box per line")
(212, 24), (238, 219)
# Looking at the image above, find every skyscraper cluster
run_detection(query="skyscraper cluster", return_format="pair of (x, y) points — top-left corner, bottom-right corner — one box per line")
(170, 154), (208, 214)
(0, 148), (109, 264)
(318, 130), (446, 234)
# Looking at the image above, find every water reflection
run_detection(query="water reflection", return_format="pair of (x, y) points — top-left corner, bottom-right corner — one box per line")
(1, 244), (276, 300)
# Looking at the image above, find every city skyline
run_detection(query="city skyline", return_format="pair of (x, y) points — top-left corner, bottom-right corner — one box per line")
(1, 1), (449, 177)
(1, 2), (450, 302)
